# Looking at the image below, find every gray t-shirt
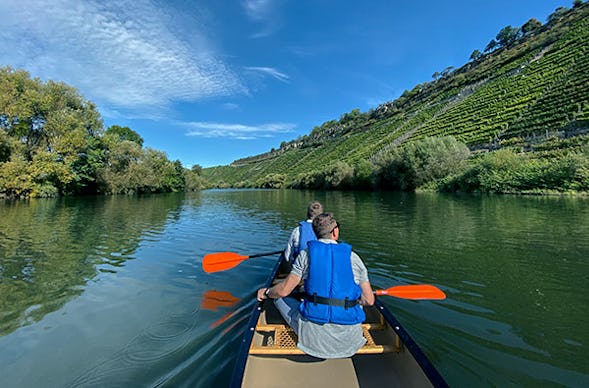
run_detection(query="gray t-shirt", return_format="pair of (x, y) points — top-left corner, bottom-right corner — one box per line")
(284, 219), (312, 263)
(290, 239), (370, 359)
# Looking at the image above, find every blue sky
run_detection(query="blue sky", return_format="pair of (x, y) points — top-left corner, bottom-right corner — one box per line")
(0, 0), (570, 168)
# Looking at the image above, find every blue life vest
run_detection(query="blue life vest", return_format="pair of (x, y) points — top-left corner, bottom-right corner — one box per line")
(299, 241), (365, 325)
(293, 221), (317, 260)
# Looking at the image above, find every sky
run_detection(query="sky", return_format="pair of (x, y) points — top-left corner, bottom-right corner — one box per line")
(0, 0), (571, 168)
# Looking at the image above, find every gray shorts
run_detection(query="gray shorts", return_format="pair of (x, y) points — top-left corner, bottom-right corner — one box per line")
(274, 297), (301, 333)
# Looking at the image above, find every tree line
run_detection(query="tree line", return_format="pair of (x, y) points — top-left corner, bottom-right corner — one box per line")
(0, 67), (205, 198)
(222, 136), (589, 194)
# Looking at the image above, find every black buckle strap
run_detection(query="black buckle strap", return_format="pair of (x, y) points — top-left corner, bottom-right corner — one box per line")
(305, 293), (359, 309)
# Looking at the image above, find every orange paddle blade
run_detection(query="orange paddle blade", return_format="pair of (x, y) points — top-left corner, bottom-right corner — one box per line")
(201, 289), (240, 311)
(375, 284), (446, 300)
(202, 250), (283, 273)
(202, 252), (248, 273)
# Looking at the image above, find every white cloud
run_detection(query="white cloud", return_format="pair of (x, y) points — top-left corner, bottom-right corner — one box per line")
(184, 121), (295, 139)
(243, 0), (273, 21)
(242, 0), (283, 38)
(245, 66), (290, 83)
(0, 0), (246, 112)
(221, 103), (241, 110)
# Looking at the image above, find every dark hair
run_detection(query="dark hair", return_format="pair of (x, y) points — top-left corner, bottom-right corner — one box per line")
(312, 212), (338, 238)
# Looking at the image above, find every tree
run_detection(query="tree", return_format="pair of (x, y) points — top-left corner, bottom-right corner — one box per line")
(484, 39), (498, 52)
(0, 67), (104, 196)
(521, 18), (542, 35)
(548, 7), (570, 23)
(374, 136), (471, 191)
(496, 26), (520, 47)
(0, 66), (195, 197)
(0, 128), (12, 162)
(105, 125), (144, 147)
(470, 50), (482, 61)
(441, 66), (455, 77)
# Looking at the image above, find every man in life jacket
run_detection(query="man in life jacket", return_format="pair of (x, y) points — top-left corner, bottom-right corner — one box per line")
(258, 212), (375, 359)
(282, 201), (323, 271)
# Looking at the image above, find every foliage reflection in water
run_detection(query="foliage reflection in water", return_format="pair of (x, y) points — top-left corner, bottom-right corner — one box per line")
(0, 190), (588, 387)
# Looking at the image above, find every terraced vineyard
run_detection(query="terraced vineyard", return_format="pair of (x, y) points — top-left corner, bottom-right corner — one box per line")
(203, 4), (589, 189)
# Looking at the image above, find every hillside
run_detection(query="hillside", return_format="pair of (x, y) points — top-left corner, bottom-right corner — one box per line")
(203, 3), (589, 193)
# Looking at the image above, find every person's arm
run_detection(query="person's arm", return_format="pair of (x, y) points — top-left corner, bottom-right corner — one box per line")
(351, 251), (374, 306)
(257, 272), (302, 301)
(283, 226), (300, 263)
(359, 281), (375, 306)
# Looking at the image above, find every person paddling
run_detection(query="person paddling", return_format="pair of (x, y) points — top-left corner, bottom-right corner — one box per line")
(258, 212), (375, 359)
(280, 201), (322, 274)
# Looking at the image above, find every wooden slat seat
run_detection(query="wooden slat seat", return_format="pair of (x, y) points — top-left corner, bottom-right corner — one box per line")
(250, 319), (397, 355)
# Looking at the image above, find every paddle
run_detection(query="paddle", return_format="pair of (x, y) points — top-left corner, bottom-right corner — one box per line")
(375, 284), (446, 300)
(202, 251), (445, 300)
(202, 250), (283, 273)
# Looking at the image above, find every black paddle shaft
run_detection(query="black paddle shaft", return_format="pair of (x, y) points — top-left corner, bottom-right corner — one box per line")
(248, 250), (283, 259)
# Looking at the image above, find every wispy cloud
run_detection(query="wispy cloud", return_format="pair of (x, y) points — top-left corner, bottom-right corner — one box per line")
(244, 66), (290, 83)
(0, 0), (246, 113)
(243, 0), (273, 21)
(184, 121), (295, 140)
(221, 103), (241, 111)
(242, 0), (283, 38)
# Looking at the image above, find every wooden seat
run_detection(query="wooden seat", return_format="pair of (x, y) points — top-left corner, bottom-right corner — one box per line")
(249, 318), (398, 355)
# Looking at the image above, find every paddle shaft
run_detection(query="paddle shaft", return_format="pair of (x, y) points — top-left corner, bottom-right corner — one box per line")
(247, 250), (283, 259)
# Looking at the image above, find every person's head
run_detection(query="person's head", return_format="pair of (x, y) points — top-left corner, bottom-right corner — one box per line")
(306, 201), (324, 220)
(312, 212), (339, 240)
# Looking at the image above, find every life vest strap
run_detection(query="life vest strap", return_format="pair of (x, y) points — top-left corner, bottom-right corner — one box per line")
(304, 293), (359, 309)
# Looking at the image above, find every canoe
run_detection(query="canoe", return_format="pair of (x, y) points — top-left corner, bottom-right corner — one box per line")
(230, 255), (448, 388)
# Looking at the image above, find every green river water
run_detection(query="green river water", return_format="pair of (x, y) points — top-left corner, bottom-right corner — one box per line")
(0, 190), (587, 387)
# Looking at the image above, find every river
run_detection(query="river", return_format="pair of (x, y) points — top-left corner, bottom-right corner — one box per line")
(0, 190), (588, 387)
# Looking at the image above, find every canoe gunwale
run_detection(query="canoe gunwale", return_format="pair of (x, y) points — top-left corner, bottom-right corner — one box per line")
(229, 254), (283, 388)
(374, 298), (449, 387)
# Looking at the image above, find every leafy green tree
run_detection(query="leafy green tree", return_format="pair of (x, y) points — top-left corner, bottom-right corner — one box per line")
(140, 149), (184, 192)
(470, 49), (482, 61)
(521, 18), (542, 35)
(0, 66), (197, 197)
(484, 39), (498, 52)
(257, 173), (287, 188)
(184, 168), (206, 191)
(441, 66), (455, 77)
(496, 26), (520, 47)
(352, 159), (375, 189)
(548, 7), (570, 24)
(191, 164), (203, 175)
(0, 67), (104, 196)
(324, 162), (354, 189)
(106, 125), (144, 146)
(0, 128), (13, 162)
(375, 136), (471, 191)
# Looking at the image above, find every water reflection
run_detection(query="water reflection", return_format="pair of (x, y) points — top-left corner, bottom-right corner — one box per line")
(200, 289), (240, 312)
(0, 193), (185, 336)
(1, 190), (588, 387)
